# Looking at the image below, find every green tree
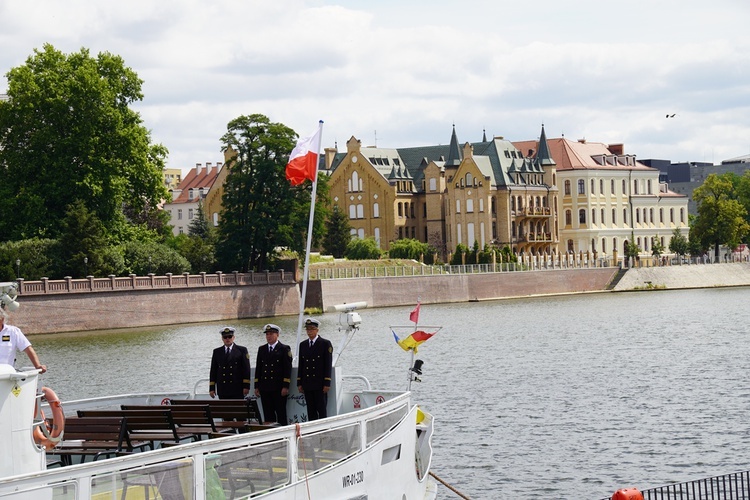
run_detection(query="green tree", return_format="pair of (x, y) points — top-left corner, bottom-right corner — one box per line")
(668, 228), (689, 257)
(0, 44), (168, 242)
(344, 237), (382, 260)
(58, 200), (109, 278)
(188, 203), (211, 239)
(651, 235), (665, 260)
(691, 173), (750, 259)
(450, 243), (470, 265)
(216, 114), (328, 272)
(388, 238), (431, 261)
(122, 241), (190, 275)
(624, 234), (641, 266)
(322, 206), (352, 258)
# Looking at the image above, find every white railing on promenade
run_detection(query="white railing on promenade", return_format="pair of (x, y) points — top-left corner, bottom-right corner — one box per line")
(310, 253), (749, 280)
(15, 270), (295, 296)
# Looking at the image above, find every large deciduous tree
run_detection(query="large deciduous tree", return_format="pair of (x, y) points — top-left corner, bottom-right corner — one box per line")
(0, 44), (168, 241)
(216, 114), (328, 272)
(690, 173), (750, 259)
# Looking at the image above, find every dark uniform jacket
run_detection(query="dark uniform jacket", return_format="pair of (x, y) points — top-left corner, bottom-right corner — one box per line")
(209, 344), (251, 397)
(297, 336), (333, 390)
(254, 341), (292, 392)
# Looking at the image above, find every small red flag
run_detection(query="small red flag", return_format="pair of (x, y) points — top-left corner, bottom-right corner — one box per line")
(409, 302), (420, 324)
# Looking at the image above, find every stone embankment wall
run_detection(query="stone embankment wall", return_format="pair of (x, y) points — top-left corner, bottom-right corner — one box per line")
(14, 283), (300, 335)
(316, 268), (619, 311)
(613, 262), (750, 291)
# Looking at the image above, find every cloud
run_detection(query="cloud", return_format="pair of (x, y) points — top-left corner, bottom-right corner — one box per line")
(2, 0), (750, 171)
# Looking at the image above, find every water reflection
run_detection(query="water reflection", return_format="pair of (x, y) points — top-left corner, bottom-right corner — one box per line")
(30, 287), (750, 499)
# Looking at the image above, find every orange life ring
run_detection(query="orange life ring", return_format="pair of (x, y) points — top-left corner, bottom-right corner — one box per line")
(33, 386), (65, 450)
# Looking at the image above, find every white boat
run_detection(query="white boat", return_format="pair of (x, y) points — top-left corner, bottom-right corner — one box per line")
(0, 301), (438, 500)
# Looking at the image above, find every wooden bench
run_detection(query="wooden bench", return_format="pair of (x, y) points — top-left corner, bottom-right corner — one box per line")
(77, 409), (199, 448)
(121, 404), (226, 438)
(167, 398), (268, 433)
(47, 416), (150, 465)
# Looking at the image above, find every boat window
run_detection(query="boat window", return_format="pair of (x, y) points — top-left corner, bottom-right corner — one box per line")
(297, 423), (361, 477)
(366, 404), (409, 446)
(211, 440), (290, 497)
(92, 458), (194, 499)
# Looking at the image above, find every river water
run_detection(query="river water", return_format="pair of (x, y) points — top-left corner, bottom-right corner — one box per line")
(25, 287), (750, 499)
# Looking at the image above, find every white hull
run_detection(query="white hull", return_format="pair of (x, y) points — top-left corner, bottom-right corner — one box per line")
(0, 370), (437, 500)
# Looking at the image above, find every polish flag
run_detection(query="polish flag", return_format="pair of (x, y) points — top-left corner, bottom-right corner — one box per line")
(286, 127), (321, 186)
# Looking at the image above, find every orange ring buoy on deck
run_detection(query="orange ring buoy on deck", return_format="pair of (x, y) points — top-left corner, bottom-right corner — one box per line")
(33, 386), (65, 450)
(612, 488), (643, 500)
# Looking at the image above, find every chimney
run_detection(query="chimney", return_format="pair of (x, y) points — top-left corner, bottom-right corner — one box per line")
(195, 163), (202, 175)
(206, 162), (212, 172)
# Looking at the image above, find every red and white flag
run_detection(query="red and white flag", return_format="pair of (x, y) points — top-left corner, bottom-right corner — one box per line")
(286, 127), (321, 186)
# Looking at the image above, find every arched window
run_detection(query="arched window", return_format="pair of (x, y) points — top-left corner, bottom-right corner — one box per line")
(670, 208), (674, 223)
(591, 238), (596, 252)
(579, 209), (586, 224)
(612, 208), (616, 225)
(564, 180), (571, 195)
(649, 208), (654, 224)
(349, 205), (356, 219)
(578, 179), (585, 195)
(623, 208), (628, 225)
(565, 210), (572, 226)
(465, 173), (473, 186)
(373, 203), (380, 218)
(479, 199), (484, 212)
(591, 179), (595, 194)
(357, 228), (365, 239)
(456, 200), (461, 213)
(611, 179), (615, 194)
(374, 227), (381, 246)
(213, 212), (219, 226)
(429, 178), (437, 191)
(636, 209), (640, 224)
(567, 239), (574, 252)
(602, 238), (607, 253)
(659, 208), (664, 223)
(398, 203), (403, 217)
(591, 209), (596, 224)
(600, 179), (604, 194)
(647, 179), (652, 194)
(680, 208), (685, 223)
(351, 171), (359, 192)
(633, 179), (639, 194)
(357, 204), (364, 219)
(622, 179), (626, 193)
(467, 199), (474, 213)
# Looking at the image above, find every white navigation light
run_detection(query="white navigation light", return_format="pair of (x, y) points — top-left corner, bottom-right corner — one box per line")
(328, 301), (367, 313)
(346, 311), (362, 327)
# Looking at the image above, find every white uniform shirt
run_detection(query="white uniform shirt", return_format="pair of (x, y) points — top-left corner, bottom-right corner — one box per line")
(0, 324), (31, 367)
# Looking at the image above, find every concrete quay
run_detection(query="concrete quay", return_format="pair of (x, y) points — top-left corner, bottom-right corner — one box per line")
(613, 262), (750, 291)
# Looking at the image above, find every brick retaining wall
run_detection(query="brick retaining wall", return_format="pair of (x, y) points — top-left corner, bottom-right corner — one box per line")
(13, 283), (300, 334)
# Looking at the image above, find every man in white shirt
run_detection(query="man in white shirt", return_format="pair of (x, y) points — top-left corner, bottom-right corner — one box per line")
(0, 309), (46, 373)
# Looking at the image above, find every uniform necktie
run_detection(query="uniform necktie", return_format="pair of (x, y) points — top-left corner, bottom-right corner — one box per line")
(269, 345), (273, 353)
(225, 347), (230, 354)
(309, 340), (313, 348)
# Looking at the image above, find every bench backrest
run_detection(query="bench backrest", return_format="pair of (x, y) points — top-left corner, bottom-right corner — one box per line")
(77, 409), (179, 440)
(59, 416), (129, 450)
(168, 398), (261, 422)
(121, 405), (215, 432)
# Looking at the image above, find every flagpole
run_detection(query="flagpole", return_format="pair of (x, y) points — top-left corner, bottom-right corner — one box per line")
(294, 120), (324, 361)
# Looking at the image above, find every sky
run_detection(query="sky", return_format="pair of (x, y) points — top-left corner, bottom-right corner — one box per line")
(2, 0), (750, 173)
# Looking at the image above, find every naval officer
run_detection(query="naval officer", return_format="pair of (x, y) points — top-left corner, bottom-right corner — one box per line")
(254, 323), (293, 425)
(209, 327), (251, 399)
(297, 318), (333, 421)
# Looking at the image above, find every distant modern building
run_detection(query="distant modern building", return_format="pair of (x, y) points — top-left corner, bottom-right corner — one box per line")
(163, 162), (222, 235)
(163, 168), (182, 191)
(642, 155), (750, 215)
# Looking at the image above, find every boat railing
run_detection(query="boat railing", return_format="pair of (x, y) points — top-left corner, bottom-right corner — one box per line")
(0, 392), (414, 499)
(602, 469), (750, 499)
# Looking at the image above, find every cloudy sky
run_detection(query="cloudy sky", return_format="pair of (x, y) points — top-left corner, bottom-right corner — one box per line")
(2, 0), (749, 173)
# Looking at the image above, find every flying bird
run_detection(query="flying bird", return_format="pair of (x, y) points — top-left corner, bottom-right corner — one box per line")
(666, 113), (676, 118)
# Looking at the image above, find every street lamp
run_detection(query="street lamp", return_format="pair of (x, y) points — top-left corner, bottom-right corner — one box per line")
(84, 257), (88, 277)
(15, 259), (20, 279)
